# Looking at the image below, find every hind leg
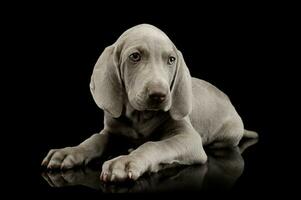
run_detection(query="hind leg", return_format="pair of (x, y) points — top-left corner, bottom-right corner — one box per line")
(208, 121), (244, 149)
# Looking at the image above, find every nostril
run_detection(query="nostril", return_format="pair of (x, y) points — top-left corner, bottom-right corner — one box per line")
(149, 92), (166, 103)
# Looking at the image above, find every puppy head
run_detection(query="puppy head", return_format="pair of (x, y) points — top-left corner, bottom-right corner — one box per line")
(90, 24), (192, 120)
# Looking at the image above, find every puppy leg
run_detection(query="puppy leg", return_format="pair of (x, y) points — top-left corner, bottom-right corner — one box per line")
(208, 121), (244, 149)
(101, 130), (207, 182)
(42, 130), (109, 170)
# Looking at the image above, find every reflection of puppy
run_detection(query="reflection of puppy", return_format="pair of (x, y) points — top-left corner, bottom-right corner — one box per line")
(42, 168), (102, 191)
(42, 24), (258, 182)
(41, 138), (258, 193)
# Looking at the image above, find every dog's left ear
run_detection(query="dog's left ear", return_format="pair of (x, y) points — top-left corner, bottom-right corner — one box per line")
(90, 45), (123, 118)
(169, 50), (193, 120)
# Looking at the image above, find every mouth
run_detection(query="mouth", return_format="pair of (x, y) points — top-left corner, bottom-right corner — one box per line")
(144, 101), (171, 112)
(145, 107), (161, 111)
(131, 101), (167, 112)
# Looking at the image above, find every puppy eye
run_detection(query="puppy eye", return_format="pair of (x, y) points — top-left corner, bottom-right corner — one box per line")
(168, 56), (176, 65)
(129, 52), (141, 62)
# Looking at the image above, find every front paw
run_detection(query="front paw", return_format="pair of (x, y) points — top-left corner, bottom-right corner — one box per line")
(100, 155), (146, 182)
(41, 147), (88, 170)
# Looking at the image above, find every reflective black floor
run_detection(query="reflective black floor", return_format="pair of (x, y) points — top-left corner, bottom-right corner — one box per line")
(39, 138), (257, 193)
(13, 121), (289, 200)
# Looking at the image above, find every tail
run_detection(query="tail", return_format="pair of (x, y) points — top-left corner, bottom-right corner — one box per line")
(239, 129), (259, 154)
(243, 129), (258, 138)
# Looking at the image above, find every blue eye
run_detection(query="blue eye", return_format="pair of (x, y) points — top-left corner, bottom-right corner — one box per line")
(129, 52), (141, 62)
(168, 56), (176, 65)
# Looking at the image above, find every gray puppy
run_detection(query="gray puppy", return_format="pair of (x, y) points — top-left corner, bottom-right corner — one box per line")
(42, 24), (258, 182)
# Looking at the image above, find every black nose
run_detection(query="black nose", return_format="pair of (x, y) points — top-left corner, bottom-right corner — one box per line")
(149, 92), (166, 103)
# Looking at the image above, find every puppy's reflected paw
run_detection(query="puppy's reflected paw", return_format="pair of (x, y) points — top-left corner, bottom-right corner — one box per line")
(41, 170), (85, 188)
(100, 155), (145, 182)
(41, 147), (88, 170)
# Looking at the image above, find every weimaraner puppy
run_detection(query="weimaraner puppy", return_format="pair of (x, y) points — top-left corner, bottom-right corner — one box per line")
(42, 24), (258, 182)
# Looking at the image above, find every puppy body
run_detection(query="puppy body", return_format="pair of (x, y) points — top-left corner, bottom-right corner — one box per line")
(105, 77), (243, 146)
(190, 78), (244, 146)
(42, 24), (256, 182)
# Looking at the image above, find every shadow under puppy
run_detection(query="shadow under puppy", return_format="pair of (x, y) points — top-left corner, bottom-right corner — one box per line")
(41, 24), (258, 182)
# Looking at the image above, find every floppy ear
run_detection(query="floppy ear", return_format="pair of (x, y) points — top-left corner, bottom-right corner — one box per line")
(90, 45), (123, 118)
(169, 50), (193, 120)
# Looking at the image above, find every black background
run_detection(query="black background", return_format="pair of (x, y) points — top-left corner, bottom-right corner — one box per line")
(4, 2), (296, 198)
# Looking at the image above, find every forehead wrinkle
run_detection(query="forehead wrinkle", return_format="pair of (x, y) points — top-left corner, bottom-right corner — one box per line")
(122, 37), (173, 57)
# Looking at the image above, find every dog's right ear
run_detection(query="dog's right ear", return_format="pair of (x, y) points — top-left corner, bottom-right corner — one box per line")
(90, 45), (123, 118)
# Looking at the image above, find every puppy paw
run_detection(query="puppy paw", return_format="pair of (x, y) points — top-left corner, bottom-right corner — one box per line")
(41, 147), (88, 170)
(100, 155), (146, 182)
